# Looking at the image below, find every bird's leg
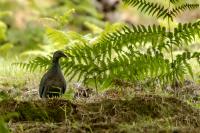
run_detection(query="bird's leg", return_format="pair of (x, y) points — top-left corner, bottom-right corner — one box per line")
(42, 87), (48, 98)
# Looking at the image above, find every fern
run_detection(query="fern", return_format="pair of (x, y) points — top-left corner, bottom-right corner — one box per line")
(99, 24), (167, 50)
(122, 0), (170, 19)
(170, 4), (199, 18)
(15, 56), (51, 72)
(123, 0), (199, 20)
(170, 0), (180, 4)
(0, 21), (7, 41)
(17, 0), (200, 90)
(46, 27), (69, 46)
(173, 21), (200, 45)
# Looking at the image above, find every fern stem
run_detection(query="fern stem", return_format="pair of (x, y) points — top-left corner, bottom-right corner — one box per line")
(94, 75), (98, 94)
(168, 0), (175, 85)
(168, 1), (173, 63)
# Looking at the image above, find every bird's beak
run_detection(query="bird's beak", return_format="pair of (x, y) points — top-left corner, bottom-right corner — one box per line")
(63, 53), (68, 58)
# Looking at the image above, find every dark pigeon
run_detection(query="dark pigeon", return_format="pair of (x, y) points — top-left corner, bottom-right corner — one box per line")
(39, 50), (67, 98)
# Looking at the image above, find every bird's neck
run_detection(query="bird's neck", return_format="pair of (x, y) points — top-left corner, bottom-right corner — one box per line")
(52, 57), (61, 69)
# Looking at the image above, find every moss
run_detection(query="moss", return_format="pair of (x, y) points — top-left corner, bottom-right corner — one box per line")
(0, 98), (17, 115)
(0, 94), (199, 132)
(15, 102), (48, 121)
(0, 98), (75, 122)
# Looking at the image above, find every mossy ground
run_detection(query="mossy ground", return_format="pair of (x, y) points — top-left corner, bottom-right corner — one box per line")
(0, 74), (199, 133)
(0, 93), (199, 133)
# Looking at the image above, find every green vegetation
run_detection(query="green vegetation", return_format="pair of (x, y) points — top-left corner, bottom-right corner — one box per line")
(0, 0), (200, 132)
(19, 0), (200, 90)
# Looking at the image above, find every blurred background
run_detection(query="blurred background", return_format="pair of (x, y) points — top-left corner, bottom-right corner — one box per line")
(0, 0), (200, 57)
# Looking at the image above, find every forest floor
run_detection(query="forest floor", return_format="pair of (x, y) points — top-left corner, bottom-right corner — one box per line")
(0, 75), (200, 133)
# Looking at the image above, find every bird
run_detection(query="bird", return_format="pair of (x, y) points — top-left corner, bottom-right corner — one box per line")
(39, 50), (67, 98)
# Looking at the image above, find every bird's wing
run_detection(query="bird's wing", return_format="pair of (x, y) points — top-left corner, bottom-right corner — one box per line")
(59, 74), (67, 94)
(62, 79), (67, 94)
(39, 73), (48, 98)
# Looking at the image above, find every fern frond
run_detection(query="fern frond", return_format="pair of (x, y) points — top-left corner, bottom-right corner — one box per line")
(172, 52), (200, 79)
(173, 21), (200, 45)
(170, 4), (199, 18)
(15, 56), (51, 72)
(64, 49), (171, 86)
(99, 24), (167, 50)
(161, 63), (186, 84)
(46, 27), (69, 45)
(170, 0), (180, 4)
(122, 0), (171, 20)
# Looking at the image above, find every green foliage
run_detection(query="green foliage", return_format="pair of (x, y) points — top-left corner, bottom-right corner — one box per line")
(0, 92), (17, 133)
(174, 21), (200, 45)
(123, 0), (170, 19)
(46, 27), (69, 46)
(0, 21), (7, 41)
(170, 0), (180, 4)
(7, 23), (44, 48)
(0, 118), (9, 133)
(18, 0), (200, 90)
(42, 0), (104, 30)
(0, 111), (19, 133)
(0, 20), (14, 57)
(99, 24), (167, 50)
(0, 43), (13, 56)
(122, 0), (199, 21)
(16, 56), (51, 72)
(170, 4), (199, 18)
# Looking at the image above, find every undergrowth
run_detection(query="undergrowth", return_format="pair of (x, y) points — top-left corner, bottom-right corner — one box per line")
(17, 0), (200, 91)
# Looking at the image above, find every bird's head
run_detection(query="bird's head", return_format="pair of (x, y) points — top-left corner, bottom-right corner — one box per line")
(53, 50), (67, 59)
(52, 51), (67, 64)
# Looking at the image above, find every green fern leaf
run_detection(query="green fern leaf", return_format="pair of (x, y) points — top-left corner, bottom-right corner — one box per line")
(170, 4), (199, 18)
(46, 27), (69, 46)
(122, 0), (171, 20)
